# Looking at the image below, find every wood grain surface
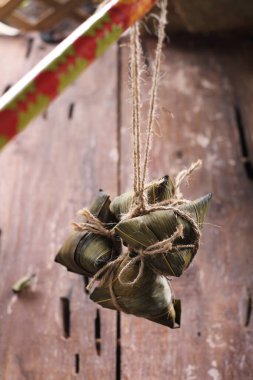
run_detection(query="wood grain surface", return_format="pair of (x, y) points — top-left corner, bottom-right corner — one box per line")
(0, 34), (118, 380)
(0, 33), (253, 380)
(218, 40), (253, 176)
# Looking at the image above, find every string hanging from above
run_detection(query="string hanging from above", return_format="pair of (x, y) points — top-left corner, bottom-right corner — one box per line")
(55, 0), (212, 328)
(130, 0), (167, 213)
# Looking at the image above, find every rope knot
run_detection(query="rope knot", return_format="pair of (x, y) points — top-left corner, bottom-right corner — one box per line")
(72, 208), (115, 239)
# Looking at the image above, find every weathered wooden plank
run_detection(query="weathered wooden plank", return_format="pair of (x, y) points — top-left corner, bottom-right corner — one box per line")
(0, 35), (118, 379)
(0, 35), (31, 93)
(217, 39), (253, 175)
(119, 36), (253, 380)
(170, 0), (253, 33)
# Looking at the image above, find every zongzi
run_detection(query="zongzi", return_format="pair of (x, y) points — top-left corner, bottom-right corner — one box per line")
(55, 190), (121, 276)
(90, 253), (181, 328)
(115, 193), (211, 277)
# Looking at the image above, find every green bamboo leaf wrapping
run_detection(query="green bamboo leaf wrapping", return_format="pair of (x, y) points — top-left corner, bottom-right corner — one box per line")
(72, 232), (115, 276)
(115, 193), (212, 277)
(55, 231), (88, 275)
(147, 299), (181, 328)
(55, 190), (119, 276)
(89, 190), (115, 223)
(90, 255), (181, 328)
(110, 175), (175, 220)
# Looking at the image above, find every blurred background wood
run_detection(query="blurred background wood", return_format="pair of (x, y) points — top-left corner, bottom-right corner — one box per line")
(0, 0), (97, 31)
(0, 32), (253, 379)
(166, 0), (253, 34)
(0, 34), (118, 379)
(1, 0), (253, 34)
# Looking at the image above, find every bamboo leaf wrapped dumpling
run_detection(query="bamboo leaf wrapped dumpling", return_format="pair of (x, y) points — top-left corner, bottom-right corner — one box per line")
(115, 193), (212, 277)
(89, 254), (181, 328)
(110, 175), (175, 221)
(55, 190), (121, 276)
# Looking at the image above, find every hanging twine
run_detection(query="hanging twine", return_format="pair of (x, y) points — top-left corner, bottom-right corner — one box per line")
(174, 159), (202, 199)
(130, 0), (168, 215)
(72, 0), (201, 312)
(130, 21), (144, 210)
(141, 0), (167, 191)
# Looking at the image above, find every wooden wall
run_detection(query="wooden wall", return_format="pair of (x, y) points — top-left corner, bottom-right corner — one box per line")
(0, 32), (252, 379)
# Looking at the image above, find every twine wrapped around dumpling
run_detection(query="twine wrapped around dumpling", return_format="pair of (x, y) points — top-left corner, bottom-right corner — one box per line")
(55, 162), (211, 329)
(89, 254), (181, 328)
(55, 190), (121, 276)
(115, 193), (212, 277)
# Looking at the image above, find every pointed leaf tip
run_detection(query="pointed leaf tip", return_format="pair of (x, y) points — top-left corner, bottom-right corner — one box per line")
(183, 192), (212, 227)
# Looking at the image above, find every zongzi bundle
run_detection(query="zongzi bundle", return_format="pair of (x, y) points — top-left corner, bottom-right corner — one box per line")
(89, 254), (181, 328)
(55, 190), (121, 276)
(54, 167), (211, 329)
(53, 0), (210, 330)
